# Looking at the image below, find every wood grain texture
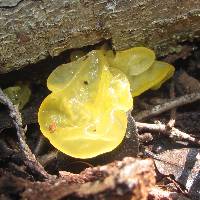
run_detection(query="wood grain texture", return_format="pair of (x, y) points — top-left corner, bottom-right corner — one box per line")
(0, 0), (199, 73)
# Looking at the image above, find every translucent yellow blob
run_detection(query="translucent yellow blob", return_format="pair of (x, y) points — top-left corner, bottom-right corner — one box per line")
(39, 46), (175, 159)
(105, 47), (174, 97)
(38, 50), (133, 159)
(3, 84), (31, 110)
(106, 47), (155, 76)
(129, 61), (175, 97)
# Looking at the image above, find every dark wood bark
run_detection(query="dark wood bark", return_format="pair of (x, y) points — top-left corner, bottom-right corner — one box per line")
(0, 0), (199, 73)
(0, 157), (155, 200)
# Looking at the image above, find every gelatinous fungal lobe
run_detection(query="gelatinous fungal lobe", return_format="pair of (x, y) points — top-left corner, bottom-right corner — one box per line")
(105, 47), (174, 96)
(38, 47), (174, 159)
(38, 50), (133, 159)
(3, 83), (31, 110)
(106, 47), (155, 75)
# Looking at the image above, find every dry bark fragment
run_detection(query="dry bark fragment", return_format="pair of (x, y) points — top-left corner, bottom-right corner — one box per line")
(25, 158), (155, 200)
(0, 157), (155, 200)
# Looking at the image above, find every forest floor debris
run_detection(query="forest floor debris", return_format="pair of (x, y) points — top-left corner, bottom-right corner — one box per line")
(137, 122), (200, 146)
(0, 88), (51, 180)
(0, 43), (200, 199)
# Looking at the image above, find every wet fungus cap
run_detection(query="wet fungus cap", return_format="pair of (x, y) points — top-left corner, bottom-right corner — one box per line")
(106, 47), (155, 76)
(105, 47), (174, 97)
(38, 47), (174, 159)
(129, 61), (175, 97)
(38, 50), (133, 159)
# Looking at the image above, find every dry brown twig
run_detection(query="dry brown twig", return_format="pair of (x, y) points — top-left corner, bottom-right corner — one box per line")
(167, 80), (176, 128)
(134, 92), (200, 121)
(136, 122), (200, 146)
(34, 135), (46, 156)
(38, 150), (58, 167)
(0, 87), (51, 180)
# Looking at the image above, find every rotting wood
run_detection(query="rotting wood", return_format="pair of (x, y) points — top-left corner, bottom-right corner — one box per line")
(0, 157), (155, 200)
(0, 0), (200, 73)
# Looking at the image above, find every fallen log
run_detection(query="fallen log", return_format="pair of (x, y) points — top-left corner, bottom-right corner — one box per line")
(0, 0), (199, 73)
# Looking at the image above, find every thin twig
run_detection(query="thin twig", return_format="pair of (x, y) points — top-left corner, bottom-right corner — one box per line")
(38, 150), (58, 167)
(0, 88), (51, 180)
(34, 135), (45, 156)
(135, 92), (200, 121)
(136, 122), (200, 146)
(167, 80), (176, 128)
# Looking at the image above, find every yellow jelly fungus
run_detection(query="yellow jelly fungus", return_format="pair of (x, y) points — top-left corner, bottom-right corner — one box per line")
(38, 50), (133, 159)
(106, 47), (155, 76)
(39, 46), (175, 159)
(3, 84), (31, 110)
(151, 61), (175, 90)
(129, 61), (175, 97)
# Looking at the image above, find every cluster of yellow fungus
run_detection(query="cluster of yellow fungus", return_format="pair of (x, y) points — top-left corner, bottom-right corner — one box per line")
(38, 51), (133, 158)
(105, 47), (174, 97)
(38, 47), (174, 159)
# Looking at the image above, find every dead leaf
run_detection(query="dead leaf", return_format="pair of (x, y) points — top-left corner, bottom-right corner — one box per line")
(153, 148), (200, 200)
